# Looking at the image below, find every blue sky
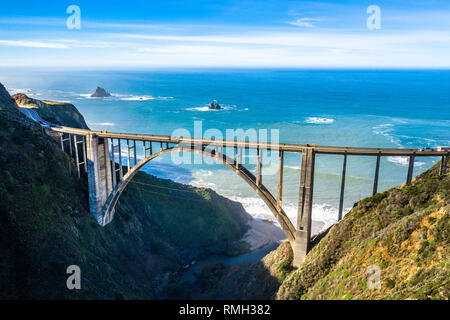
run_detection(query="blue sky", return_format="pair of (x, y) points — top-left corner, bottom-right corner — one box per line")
(1, 0), (450, 68)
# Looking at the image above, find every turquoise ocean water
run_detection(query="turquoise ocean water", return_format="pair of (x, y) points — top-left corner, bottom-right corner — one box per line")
(2, 69), (449, 231)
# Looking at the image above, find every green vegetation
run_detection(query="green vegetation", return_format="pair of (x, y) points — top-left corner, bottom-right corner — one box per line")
(199, 157), (449, 300)
(41, 100), (66, 105)
(116, 172), (250, 260)
(190, 242), (294, 299)
(275, 160), (449, 300)
(1, 83), (448, 300)
(0, 84), (251, 299)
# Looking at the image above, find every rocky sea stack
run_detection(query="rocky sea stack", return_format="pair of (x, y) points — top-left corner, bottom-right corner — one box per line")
(208, 101), (222, 110)
(90, 86), (111, 98)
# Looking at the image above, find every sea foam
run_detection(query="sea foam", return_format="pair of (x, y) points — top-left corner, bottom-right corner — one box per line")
(387, 156), (425, 167)
(304, 117), (335, 124)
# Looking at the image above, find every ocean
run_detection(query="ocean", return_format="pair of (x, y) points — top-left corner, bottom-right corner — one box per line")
(2, 69), (449, 233)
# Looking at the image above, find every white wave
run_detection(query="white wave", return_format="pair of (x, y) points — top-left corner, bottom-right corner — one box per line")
(372, 123), (402, 145)
(80, 92), (172, 101)
(158, 96), (174, 100)
(186, 104), (237, 112)
(190, 170), (348, 235)
(80, 93), (100, 99)
(224, 195), (347, 235)
(195, 170), (214, 177)
(120, 96), (156, 101)
(186, 106), (221, 112)
(8, 87), (35, 95)
(387, 156), (425, 167)
(305, 117), (335, 124)
(189, 170), (217, 189)
(372, 123), (394, 135)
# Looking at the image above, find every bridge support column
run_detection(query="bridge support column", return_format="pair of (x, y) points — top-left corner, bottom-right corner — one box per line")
(440, 155), (448, 176)
(373, 154), (381, 195)
(338, 153), (347, 221)
(86, 134), (113, 225)
(293, 147), (315, 267)
(406, 154), (415, 184)
(277, 150), (284, 210)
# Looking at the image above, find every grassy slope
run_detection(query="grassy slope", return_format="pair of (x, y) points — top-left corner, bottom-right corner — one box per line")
(0, 85), (250, 299)
(199, 161), (449, 300)
(276, 161), (449, 300)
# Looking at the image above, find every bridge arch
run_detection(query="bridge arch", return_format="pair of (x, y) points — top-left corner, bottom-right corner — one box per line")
(102, 145), (296, 241)
(51, 127), (449, 267)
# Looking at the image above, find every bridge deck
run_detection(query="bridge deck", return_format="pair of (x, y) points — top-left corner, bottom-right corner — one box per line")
(50, 126), (448, 157)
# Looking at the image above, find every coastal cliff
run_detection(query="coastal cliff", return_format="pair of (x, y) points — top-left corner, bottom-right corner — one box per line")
(12, 93), (89, 129)
(275, 162), (449, 299)
(192, 161), (449, 300)
(188, 159), (450, 301)
(0, 83), (252, 299)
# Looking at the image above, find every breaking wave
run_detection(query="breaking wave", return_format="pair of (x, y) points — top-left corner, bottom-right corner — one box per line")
(304, 117), (335, 124)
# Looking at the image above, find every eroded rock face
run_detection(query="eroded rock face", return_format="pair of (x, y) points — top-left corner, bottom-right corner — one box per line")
(12, 93), (89, 129)
(90, 86), (111, 98)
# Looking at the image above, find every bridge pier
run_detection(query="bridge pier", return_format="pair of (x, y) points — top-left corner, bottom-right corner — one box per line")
(338, 153), (347, 221)
(277, 150), (284, 210)
(293, 147), (315, 267)
(406, 154), (415, 184)
(86, 134), (113, 225)
(440, 155), (448, 175)
(373, 154), (381, 195)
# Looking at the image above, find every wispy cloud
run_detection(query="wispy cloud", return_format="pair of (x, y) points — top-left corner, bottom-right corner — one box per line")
(118, 30), (450, 51)
(1, 1), (450, 69)
(85, 21), (180, 31)
(0, 40), (70, 48)
(2, 28), (450, 68)
(0, 17), (65, 26)
(287, 17), (322, 28)
(53, 39), (115, 48)
(0, 39), (115, 49)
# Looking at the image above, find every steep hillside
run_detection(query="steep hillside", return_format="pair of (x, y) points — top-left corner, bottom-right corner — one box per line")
(12, 93), (89, 129)
(192, 241), (294, 299)
(193, 160), (449, 300)
(0, 84), (251, 299)
(276, 161), (449, 300)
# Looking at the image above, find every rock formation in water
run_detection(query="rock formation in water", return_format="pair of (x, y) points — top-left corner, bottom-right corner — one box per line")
(90, 86), (111, 98)
(208, 102), (222, 110)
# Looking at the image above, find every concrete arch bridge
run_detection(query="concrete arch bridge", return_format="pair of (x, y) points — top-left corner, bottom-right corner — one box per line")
(48, 126), (449, 266)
